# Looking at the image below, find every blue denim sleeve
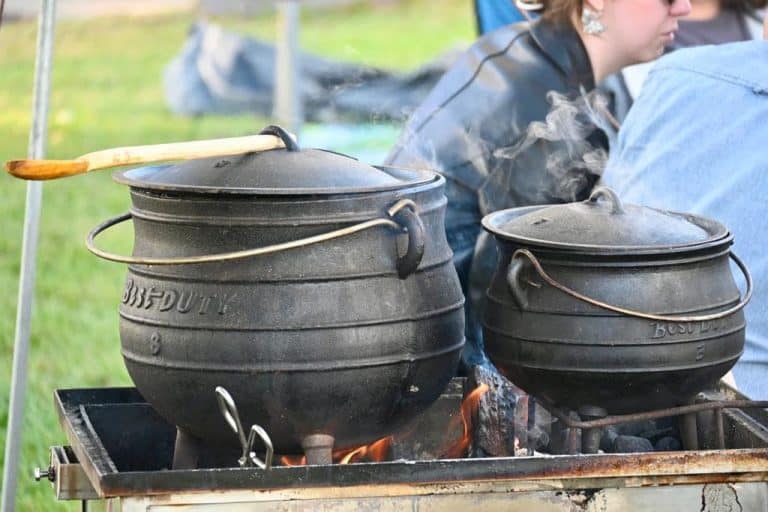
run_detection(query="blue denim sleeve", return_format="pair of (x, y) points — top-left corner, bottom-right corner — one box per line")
(602, 41), (768, 399)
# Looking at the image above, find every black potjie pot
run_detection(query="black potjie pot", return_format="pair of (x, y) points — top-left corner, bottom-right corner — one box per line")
(481, 187), (751, 414)
(87, 126), (465, 455)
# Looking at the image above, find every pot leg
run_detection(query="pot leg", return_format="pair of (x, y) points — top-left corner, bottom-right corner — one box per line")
(302, 434), (335, 465)
(579, 405), (607, 454)
(172, 428), (202, 469)
(679, 407), (700, 451)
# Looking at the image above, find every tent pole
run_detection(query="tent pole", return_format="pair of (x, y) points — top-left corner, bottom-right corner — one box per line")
(273, 0), (303, 137)
(1, 0), (57, 510)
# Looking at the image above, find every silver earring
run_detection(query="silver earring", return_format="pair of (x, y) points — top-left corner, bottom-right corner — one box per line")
(582, 8), (605, 35)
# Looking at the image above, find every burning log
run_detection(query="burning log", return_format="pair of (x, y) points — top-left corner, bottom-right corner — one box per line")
(440, 383), (489, 458)
(467, 364), (534, 457)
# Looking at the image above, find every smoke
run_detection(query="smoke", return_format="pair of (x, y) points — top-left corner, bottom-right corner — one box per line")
(485, 89), (616, 210)
(495, 88), (615, 165)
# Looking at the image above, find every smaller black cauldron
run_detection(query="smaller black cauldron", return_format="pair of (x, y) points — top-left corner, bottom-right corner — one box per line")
(86, 126), (465, 455)
(481, 187), (751, 414)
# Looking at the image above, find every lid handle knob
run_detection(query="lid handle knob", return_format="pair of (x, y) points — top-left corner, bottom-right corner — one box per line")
(259, 125), (300, 152)
(588, 186), (625, 215)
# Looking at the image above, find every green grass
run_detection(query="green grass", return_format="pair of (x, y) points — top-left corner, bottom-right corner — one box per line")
(0, 1), (473, 509)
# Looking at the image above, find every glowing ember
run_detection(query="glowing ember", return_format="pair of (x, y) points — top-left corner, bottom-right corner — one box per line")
(279, 454), (306, 466)
(440, 383), (490, 458)
(279, 436), (393, 466)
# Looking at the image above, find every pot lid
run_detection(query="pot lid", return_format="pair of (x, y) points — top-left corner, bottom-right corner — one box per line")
(482, 187), (730, 253)
(113, 125), (435, 195)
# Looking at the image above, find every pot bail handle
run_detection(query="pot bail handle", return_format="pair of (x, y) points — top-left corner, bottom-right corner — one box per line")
(510, 248), (752, 322)
(588, 186), (625, 214)
(85, 200), (424, 277)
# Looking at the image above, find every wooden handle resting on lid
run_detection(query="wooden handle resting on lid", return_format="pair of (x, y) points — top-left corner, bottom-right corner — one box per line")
(5, 133), (288, 181)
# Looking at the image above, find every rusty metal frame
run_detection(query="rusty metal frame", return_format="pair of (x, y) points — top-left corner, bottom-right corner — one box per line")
(544, 399), (768, 430)
(54, 388), (768, 500)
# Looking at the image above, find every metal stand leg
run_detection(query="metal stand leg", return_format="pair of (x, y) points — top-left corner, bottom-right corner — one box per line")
(1, 1), (57, 510)
(567, 411), (582, 455)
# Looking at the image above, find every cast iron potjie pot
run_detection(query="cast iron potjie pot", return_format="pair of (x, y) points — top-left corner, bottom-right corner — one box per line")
(481, 187), (751, 414)
(87, 126), (465, 454)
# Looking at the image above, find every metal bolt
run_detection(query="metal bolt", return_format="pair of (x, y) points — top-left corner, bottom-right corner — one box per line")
(149, 332), (162, 355)
(33, 466), (55, 482)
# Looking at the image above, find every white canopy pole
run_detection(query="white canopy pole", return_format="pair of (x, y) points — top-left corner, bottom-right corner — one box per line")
(1, 1), (57, 510)
(273, 0), (303, 137)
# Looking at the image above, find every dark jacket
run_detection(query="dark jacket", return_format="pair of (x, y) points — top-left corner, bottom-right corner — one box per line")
(385, 19), (607, 368)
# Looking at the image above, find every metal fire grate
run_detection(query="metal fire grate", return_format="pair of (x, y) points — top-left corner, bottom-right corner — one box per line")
(45, 383), (768, 511)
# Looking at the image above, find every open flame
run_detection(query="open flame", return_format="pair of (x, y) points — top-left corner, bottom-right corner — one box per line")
(337, 436), (392, 464)
(440, 383), (490, 459)
(279, 435), (393, 466)
(279, 384), (489, 466)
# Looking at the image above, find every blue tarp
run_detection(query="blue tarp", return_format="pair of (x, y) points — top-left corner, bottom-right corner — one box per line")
(474, 0), (530, 34)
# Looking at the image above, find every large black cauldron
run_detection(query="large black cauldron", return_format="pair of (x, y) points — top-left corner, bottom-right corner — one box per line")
(481, 187), (751, 414)
(87, 127), (465, 454)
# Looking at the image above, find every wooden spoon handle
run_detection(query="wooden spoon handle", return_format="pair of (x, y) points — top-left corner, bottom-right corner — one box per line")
(5, 133), (287, 181)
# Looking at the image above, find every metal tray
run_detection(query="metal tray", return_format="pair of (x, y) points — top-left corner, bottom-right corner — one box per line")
(54, 387), (768, 499)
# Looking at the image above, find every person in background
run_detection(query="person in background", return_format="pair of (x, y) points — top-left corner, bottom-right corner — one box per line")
(473, 1), (765, 115)
(602, 14), (768, 398)
(472, 1), (634, 120)
(674, 0), (764, 47)
(622, 0), (766, 97)
(386, 0), (692, 370)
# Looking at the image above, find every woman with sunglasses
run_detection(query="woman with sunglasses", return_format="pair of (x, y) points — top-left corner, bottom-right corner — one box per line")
(386, 0), (692, 370)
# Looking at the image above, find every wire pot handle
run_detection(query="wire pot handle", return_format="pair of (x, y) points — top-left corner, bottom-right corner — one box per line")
(509, 248), (752, 322)
(85, 198), (425, 278)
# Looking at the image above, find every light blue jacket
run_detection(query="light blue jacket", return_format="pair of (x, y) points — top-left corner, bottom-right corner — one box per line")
(603, 40), (768, 399)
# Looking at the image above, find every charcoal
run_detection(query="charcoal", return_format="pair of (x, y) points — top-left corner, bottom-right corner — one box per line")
(600, 426), (619, 453)
(637, 426), (676, 442)
(655, 436), (682, 452)
(613, 435), (654, 453)
(617, 420), (657, 437)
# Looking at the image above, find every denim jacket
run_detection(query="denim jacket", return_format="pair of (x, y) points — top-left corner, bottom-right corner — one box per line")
(604, 40), (768, 398)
